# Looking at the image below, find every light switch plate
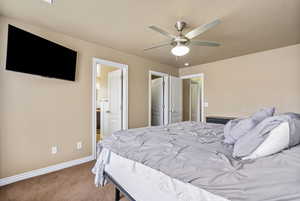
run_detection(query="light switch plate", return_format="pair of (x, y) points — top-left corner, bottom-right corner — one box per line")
(51, 146), (57, 154)
(77, 142), (82, 150)
(204, 102), (209, 107)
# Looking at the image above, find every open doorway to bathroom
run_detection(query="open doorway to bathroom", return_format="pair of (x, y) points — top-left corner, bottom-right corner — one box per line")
(96, 64), (120, 141)
(92, 58), (128, 158)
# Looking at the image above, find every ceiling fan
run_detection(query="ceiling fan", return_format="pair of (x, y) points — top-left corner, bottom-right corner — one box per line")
(144, 19), (221, 57)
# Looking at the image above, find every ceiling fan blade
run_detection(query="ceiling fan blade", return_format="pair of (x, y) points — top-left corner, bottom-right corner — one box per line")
(190, 40), (220, 47)
(149, 25), (176, 39)
(143, 41), (171, 51)
(185, 19), (221, 39)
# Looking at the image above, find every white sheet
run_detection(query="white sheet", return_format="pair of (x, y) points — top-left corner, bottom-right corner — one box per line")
(105, 150), (229, 201)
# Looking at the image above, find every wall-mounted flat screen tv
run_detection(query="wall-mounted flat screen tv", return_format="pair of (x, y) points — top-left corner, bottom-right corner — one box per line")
(6, 25), (77, 81)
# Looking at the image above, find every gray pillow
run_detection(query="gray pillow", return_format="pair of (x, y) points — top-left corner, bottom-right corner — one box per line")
(251, 107), (275, 122)
(223, 107), (275, 145)
(233, 114), (300, 158)
(223, 118), (241, 144)
(286, 116), (300, 147)
(224, 118), (257, 144)
(281, 112), (300, 119)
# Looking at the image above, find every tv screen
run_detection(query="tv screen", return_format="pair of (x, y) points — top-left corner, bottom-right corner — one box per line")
(6, 25), (77, 81)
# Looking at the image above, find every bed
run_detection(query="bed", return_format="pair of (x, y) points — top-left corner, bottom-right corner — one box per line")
(92, 121), (300, 201)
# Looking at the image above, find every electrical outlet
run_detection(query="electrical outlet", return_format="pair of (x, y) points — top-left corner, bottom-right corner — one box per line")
(204, 102), (209, 107)
(77, 142), (82, 150)
(51, 146), (58, 154)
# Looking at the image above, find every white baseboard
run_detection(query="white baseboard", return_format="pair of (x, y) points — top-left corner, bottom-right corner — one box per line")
(0, 155), (95, 187)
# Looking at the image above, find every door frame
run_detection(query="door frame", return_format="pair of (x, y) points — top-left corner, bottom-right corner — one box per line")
(180, 73), (204, 122)
(92, 57), (128, 159)
(148, 70), (169, 126)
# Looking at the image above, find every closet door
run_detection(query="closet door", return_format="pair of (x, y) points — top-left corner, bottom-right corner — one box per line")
(151, 78), (164, 126)
(190, 81), (201, 122)
(169, 76), (182, 123)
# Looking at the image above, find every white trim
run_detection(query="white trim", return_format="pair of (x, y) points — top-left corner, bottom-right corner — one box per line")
(189, 79), (192, 121)
(148, 71), (169, 126)
(149, 70), (168, 77)
(92, 59), (97, 159)
(0, 155), (94, 187)
(164, 76), (169, 125)
(96, 63), (101, 77)
(93, 58), (127, 69)
(180, 73), (205, 122)
(92, 58), (128, 159)
(180, 73), (204, 79)
(122, 67), (129, 130)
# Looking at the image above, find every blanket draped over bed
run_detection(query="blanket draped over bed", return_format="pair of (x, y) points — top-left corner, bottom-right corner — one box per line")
(92, 122), (300, 201)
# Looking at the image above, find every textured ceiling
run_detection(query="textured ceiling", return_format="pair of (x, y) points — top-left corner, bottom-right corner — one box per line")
(0, 0), (300, 68)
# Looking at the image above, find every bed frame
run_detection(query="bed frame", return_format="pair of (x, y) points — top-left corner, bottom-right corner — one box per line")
(104, 171), (136, 201)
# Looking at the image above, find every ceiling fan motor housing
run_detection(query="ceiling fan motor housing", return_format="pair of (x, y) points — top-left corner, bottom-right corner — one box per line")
(172, 36), (190, 46)
(175, 21), (186, 32)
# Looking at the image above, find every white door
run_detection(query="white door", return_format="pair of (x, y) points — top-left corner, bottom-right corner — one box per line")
(103, 69), (122, 138)
(190, 82), (201, 122)
(151, 78), (164, 126)
(169, 76), (182, 123)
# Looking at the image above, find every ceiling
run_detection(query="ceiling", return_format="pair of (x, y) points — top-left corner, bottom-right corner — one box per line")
(0, 0), (300, 68)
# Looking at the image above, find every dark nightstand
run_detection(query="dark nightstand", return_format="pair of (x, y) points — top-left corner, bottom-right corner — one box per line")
(206, 116), (235, 124)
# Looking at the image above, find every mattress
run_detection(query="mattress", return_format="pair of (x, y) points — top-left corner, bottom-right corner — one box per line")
(93, 121), (300, 201)
(105, 150), (229, 201)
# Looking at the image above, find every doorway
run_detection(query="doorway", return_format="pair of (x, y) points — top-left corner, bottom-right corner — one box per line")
(190, 79), (201, 121)
(92, 58), (128, 158)
(181, 74), (204, 122)
(148, 71), (169, 126)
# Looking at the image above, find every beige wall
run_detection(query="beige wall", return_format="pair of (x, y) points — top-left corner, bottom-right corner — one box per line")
(180, 44), (300, 118)
(0, 17), (178, 178)
(2, 15), (299, 179)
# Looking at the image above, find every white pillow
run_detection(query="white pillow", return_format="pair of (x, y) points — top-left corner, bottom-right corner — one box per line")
(243, 122), (289, 160)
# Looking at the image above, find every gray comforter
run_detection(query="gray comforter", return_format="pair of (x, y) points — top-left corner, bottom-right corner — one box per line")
(93, 121), (300, 201)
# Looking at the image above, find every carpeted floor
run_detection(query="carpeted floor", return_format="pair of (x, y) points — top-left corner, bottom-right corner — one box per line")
(0, 161), (128, 201)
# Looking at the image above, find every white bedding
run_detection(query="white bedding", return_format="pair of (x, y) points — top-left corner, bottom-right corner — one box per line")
(105, 150), (229, 201)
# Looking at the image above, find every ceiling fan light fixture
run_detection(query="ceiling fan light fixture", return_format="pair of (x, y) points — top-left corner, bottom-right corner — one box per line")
(42, 0), (54, 4)
(184, 62), (190, 66)
(171, 44), (190, 56)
